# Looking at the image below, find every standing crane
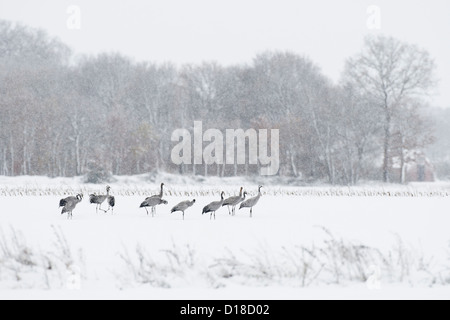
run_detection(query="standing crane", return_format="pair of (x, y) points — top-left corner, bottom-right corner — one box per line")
(171, 199), (196, 220)
(222, 187), (245, 216)
(239, 185), (263, 218)
(202, 192), (225, 220)
(89, 185), (111, 213)
(107, 193), (115, 214)
(140, 183), (167, 217)
(59, 194), (83, 220)
(140, 197), (168, 217)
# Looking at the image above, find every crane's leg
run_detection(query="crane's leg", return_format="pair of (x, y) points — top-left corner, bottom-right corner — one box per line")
(152, 207), (155, 218)
(250, 207), (253, 218)
(99, 204), (107, 213)
(227, 206), (231, 215)
(145, 207), (149, 215)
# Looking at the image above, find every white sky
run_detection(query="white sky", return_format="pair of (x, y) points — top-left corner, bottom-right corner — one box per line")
(1, 0), (449, 108)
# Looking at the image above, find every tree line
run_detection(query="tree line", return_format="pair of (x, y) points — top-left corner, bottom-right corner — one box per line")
(0, 21), (437, 184)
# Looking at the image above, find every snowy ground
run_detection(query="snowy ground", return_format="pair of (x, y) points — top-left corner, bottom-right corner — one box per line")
(1, 175), (450, 300)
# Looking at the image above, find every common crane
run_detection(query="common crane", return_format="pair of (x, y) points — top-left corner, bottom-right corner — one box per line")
(139, 183), (167, 217)
(89, 185), (111, 213)
(239, 185), (263, 218)
(140, 197), (168, 217)
(59, 194), (83, 220)
(222, 187), (245, 216)
(171, 199), (196, 220)
(202, 192), (225, 220)
(107, 194), (115, 214)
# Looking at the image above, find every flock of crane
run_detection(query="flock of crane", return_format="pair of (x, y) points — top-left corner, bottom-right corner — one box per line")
(58, 183), (263, 220)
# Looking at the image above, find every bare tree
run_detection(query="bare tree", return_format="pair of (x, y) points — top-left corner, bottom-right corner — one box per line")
(344, 35), (436, 182)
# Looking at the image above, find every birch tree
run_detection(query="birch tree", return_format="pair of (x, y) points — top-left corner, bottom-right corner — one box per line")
(344, 35), (436, 182)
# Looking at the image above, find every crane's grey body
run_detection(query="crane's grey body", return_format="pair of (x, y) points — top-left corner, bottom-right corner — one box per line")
(222, 187), (245, 216)
(89, 186), (111, 213)
(171, 199), (196, 220)
(60, 194), (83, 220)
(202, 192), (225, 220)
(59, 196), (77, 208)
(140, 197), (168, 217)
(140, 183), (166, 217)
(107, 195), (115, 214)
(239, 186), (263, 218)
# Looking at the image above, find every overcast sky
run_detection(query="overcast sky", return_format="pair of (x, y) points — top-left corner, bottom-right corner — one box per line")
(1, 0), (449, 108)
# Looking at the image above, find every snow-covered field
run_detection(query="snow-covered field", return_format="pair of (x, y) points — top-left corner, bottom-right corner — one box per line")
(1, 175), (450, 300)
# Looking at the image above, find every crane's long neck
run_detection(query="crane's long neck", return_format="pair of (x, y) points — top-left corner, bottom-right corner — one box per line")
(239, 187), (243, 197)
(160, 184), (164, 198)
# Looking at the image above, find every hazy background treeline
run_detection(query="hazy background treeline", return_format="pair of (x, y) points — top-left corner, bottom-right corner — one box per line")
(0, 20), (448, 184)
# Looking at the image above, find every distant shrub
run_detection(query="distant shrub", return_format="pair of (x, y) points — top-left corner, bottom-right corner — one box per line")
(84, 163), (112, 184)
